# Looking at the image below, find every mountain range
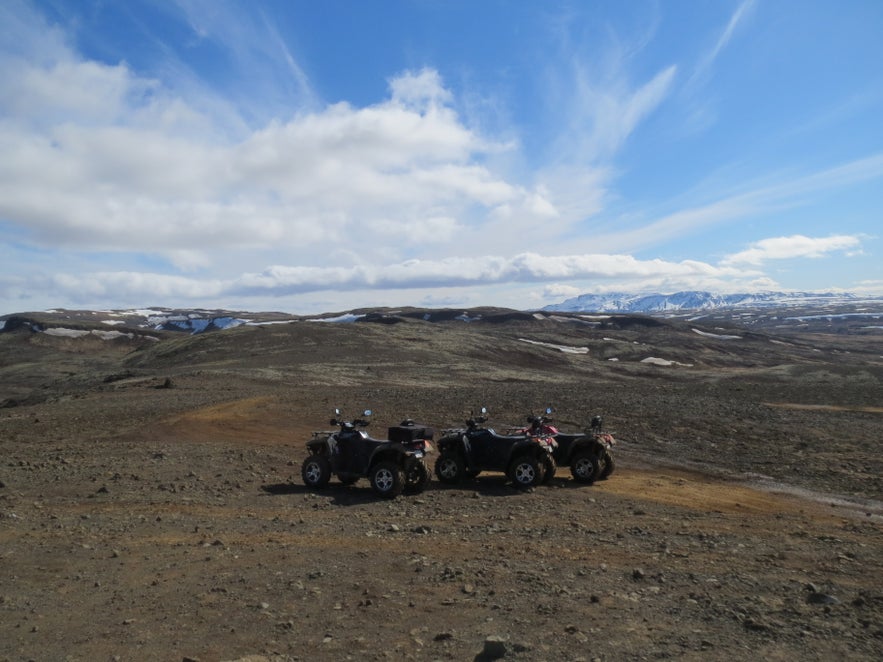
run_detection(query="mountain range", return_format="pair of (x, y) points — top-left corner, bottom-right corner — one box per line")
(542, 290), (881, 314)
(2, 291), (882, 339)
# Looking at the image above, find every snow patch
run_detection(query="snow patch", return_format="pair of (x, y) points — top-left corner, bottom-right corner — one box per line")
(246, 319), (296, 326)
(309, 313), (364, 323)
(43, 327), (90, 338)
(520, 338), (589, 354)
(641, 357), (694, 367)
(691, 328), (742, 340)
(538, 313), (602, 326)
(42, 327), (146, 341)
(787, 312), (882, 321)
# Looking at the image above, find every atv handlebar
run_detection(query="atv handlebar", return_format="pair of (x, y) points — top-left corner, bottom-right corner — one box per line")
(329, 418), (370, 429)
(329, 408), (373, 429)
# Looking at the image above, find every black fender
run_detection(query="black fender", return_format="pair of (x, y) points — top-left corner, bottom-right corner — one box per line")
(436, 433), (468, 456)
(507, 440), (550, 465)
(368, 444), (410, 469)
(306, 436), (333, 455)
(565, 438), (606, 463)
(436, 433), (477, 472)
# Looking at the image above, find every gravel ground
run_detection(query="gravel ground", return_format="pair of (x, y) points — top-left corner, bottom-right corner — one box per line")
(1, 312), (881, 661)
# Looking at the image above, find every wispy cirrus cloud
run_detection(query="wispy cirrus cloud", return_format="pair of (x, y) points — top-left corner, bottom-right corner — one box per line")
(586, 153), (883, 253)
(690, 0), (757, 85)
(523, 14), (679, 247)
(560, 62), (677, 162)
(168, 0), (319, 120)
(544, 7), (677, 165)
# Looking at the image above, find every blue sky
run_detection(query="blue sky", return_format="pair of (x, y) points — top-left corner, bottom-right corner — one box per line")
(1, 0), (881, 314)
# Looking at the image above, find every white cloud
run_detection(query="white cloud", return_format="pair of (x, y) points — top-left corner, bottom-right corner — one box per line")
(613, 65), (678, 153)
(543, 283), (582, 299)
(545, 4), (679, 162)
(588, 154), (883, 253)
(557, 61), (677, 162)
(170, 0), (318, 117)
(0, 42), (531, 259)
(389, 68), (453, 111)
(47, 251), (764, 305)
(535, 165), (608, 222)
(2, 59), (137, 123)
(722, 235), (863, 266)
(690, 0), (756, 85)
(365, 215), (463, 244)
(854, 279), (883, 294)
(0, 4), (696, 311)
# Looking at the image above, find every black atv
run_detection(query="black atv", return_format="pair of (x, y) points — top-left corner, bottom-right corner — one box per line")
(434, 408), (555, 490)
(301, 409), (434, 499)
(516, 408), (616, 484)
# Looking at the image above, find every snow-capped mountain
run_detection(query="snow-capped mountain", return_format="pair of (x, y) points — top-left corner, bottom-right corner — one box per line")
(543, 291), (869, 314)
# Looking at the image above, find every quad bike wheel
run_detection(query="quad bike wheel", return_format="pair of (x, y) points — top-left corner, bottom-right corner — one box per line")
(508, 454), (543, 489)
(435, 453), (466, 484)
(570, 450), (600, 484)
(599, 452), (615, 480)
(370, 461), (405, 499)
(405, 459), (430, 494)
(301, 454), (331, 489)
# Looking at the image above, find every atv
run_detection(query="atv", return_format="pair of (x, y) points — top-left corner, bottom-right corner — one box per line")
(517, 408), (616, 484)
(434, 408), (556, 490)
(301, 409), (433, 499)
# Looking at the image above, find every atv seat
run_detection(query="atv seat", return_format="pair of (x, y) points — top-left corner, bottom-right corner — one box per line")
(484, 429), (527, 441)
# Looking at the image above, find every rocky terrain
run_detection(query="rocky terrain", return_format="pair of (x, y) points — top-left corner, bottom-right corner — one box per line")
(1, 307), (881, 661)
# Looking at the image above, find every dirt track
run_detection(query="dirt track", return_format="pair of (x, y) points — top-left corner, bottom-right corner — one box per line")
(1, 312), (882, 660)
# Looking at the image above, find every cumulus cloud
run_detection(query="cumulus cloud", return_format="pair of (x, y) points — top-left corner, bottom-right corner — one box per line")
(0, 8), (546, 264)
(0, 58), (544, 256)
(389, 68), (453, 110)
(722, 235), (862, 266)
(542, 283), (582, 299)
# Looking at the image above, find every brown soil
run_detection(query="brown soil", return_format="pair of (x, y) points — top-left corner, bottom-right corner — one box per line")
(1, 312), (881, 661)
